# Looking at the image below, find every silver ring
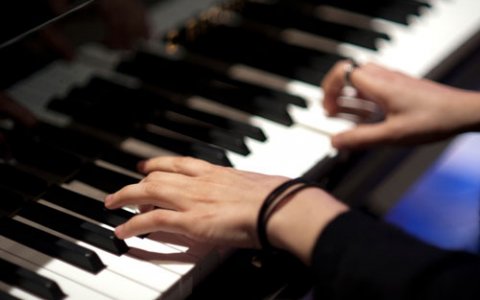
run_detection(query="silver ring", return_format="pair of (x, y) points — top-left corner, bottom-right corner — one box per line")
(344, 59), (359, 88)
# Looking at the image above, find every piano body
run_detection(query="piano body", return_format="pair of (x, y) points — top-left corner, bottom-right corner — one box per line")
(0, 0), (480, 299)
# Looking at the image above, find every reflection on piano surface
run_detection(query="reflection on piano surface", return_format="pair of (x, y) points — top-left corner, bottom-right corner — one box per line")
(1, 0), (480, 299)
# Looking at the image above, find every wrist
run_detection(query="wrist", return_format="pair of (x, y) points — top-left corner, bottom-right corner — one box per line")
(266, 188), (348, 265)
(454, 92), (480, 133)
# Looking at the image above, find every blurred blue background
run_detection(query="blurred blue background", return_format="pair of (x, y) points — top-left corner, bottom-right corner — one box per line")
(385, 133), (480, 253)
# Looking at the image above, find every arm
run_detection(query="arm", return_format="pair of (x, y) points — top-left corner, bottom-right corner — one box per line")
(105, 157), (480, 299)
(322, 61), (480, 149)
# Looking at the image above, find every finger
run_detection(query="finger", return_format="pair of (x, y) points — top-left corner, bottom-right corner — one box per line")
(322, 62), (395, 115)
(331, 122), (394, 150)
(115, 209), (184, 239)
(0, 93), (37, 127)
(138, 156), (215, 176)
(321, 60), (353, 115)
(347, 63), (401, 102)
(105, 177), (189, 211)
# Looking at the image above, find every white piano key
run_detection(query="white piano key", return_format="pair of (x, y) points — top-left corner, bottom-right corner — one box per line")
(0, 281), (43, 300)
(0, 242), (114, 300)
(376, 0), (480, 78)
(120, 137), (180, 159)
(13, 216), (182, 296)
(37, 199), (199, 277)
(187, 96), (336, 177)
(94, 159), (144, 180)
(227, 64), (356, 135)
(314, 0), (480, 78)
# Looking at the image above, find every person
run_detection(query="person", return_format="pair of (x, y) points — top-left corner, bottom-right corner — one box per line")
(102, 59), (480, 299)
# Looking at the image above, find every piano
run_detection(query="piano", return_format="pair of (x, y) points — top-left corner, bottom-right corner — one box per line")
(0, 0), (479, 299)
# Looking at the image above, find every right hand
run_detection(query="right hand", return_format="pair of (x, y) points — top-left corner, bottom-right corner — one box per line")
(322, 61), (480, 150)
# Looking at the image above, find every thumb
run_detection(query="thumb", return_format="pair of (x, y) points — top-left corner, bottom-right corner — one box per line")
(331, 123), (393, 150)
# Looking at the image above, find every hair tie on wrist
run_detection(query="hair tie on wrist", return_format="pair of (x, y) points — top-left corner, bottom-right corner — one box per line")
(257, 177), (319, 252)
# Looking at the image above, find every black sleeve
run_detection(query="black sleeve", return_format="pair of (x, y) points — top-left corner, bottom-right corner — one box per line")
(311, 210), (480, 300)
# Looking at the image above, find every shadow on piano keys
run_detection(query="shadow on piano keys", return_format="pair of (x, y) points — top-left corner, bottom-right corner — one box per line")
(1, 0), (480, 299)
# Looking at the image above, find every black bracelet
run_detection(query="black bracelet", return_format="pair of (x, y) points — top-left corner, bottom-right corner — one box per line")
(257, 177), (319, 252)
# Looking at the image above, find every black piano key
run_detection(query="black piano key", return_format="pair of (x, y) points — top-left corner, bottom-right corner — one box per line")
(100, 149), (145, 174)
(51, 87), (253, 154)
(50, 101), (234, 166)
(304, 0), (431, 24)
(34, 123), (145, 174)
(0, 218), (105, 274)
(47, 98), (138, 136)
(118, 58), (294, 126)
(176, 24), (342, 84)
(0, 164), (48, 198)
(80, 76), (268, 141)
(239, 1), (390, 50)
(0, 188), (27, 218)
(74, 163), (139, 194)
(9, 138), (84, 181)
(151, 114), (250, 155)
(117, 53), (308, 108)
(34, 122), (110, 159)
(217, 78), (308, 108)
(161, 103), (267, 142)
(197, 80), (294, 126)
(0, 290), (19, 300)
(43, 186), (134, 228)
(0, 257), (65, 300)
(133, 130), (232, 167)
(18, 203), (129, 255)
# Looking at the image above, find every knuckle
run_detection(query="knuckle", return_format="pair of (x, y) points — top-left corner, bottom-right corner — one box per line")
(142, 181), (160, 197)
(174, 156), (195, 171)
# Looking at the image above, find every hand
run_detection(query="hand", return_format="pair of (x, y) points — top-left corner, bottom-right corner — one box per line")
(105, 156), (289, 248)
(322, 61), (480, 150)
(105, 157), (348, 264)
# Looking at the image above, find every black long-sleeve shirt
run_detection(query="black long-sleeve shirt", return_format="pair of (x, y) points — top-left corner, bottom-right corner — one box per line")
(311, 211), (480, 299)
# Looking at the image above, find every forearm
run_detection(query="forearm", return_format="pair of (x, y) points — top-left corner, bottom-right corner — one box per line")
(448, 91), (480, 134)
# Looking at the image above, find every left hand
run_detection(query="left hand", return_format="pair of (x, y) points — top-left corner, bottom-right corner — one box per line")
(105, 156), (289, 248)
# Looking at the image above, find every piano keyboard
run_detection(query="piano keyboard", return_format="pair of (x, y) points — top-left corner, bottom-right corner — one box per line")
(1, 0), (480, 299)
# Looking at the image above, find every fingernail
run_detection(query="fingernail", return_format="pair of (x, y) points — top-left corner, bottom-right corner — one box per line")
(104, 194), (113, 207)
(331, 136), (343, 149)
(115, 225), (125, 239)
